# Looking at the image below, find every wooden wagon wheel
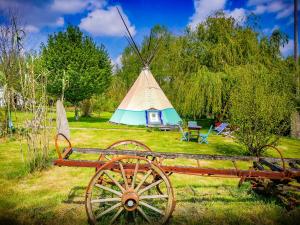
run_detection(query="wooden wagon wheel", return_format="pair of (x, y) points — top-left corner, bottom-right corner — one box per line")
(97, 140), (167, 195)
(98, 140), (153, 162)
(55, 133), (72, 159)
(96, 140), (158, 189)
(259, 145), (286, 173)
(86, 156), (175, 225)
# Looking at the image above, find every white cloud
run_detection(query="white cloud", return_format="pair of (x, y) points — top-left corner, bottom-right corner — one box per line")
(253, 5), (267, 14)
(0, 1), (64, 30)
(189, 0), (226, 29)
(51, 0), (88, 13)
(111, 54), (122, 72)
(268, 1), (284, 13)
(280, 39), (294, 57)
(55, 17), (65, 27)
(51, 0), (106, 14)
(24, 32), (48, 53)
(252, 1), (284, 15)
(24, 25), (39, 33)
(225, 8), (247, 25)
(276, 5), (293, 19)
(51, 0), (87, 13)
(79, 6), (136, 37)
(247, 0), (272, 7)
(262, 24), (279, 35)
(189, 0), (248, 28)
(249, 0), (293, 19)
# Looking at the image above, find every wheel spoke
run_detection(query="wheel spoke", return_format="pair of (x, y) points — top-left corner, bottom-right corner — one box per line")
(95, 184), (122, 197)
(138, 179), (164, 195)
(139, 195), (168, 200)
(137, 206), (152, 223)
(131, 160), (140, 189)
(109, 207), (124, 225)
(104, 171), (125, 193)
(139, 201), (164, 215)
(95, 202), (122, 219)
(118, 162), (129, 189)
(135, 170), (152, 192)
(91, 197), (121, 204)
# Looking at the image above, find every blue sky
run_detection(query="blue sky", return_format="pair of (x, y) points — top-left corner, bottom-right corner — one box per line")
(0, 0), (298, 65)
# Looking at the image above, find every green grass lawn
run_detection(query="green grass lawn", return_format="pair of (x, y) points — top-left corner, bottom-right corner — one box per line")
(0, 111), (300, 225)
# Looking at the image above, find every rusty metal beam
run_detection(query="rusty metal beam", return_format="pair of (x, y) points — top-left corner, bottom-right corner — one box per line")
(53, 159), (300, 180)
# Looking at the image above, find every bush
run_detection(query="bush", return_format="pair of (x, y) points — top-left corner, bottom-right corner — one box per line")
(229, 65), (293, 156)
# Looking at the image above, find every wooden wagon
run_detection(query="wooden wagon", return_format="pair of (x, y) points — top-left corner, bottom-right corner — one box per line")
(54, 133), (300, 225)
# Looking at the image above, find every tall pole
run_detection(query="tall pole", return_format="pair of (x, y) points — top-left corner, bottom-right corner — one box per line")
(295, 0), (298, 63)
(295, 0), (299, 101)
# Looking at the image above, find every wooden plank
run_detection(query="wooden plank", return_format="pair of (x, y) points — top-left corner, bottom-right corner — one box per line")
(71, 148), (300, 163)
(259, 159), (283, 172)
(289, 162), (299, 169)
(253, 161), (264, 170)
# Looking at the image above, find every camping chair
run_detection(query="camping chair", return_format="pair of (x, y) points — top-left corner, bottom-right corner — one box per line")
(214, 123), (228, 135)
(178, 123), (188, 141)
(199, 125), (213, 144)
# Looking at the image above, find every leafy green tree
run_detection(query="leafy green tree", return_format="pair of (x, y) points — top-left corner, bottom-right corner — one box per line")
(229, 65), (293, 156)
(41, 25), (112, 119)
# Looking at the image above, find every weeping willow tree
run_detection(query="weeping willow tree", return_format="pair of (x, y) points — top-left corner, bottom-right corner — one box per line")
(174, 68), (224, 118)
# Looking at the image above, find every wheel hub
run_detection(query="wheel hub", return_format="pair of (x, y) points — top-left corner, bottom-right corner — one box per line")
(121, 189), (139, 211)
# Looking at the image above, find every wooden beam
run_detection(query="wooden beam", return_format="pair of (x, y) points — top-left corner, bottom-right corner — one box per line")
(259, 159), (283, 172)
(71, 148), (300, 163)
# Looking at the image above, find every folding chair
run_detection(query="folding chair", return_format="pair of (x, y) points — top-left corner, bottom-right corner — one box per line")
(199, 125), (213, 144)
(178, 124), (188, 141)
(214, 123), (228, 135)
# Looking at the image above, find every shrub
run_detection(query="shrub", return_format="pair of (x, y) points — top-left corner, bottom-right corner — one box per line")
(229, 65), (293, 156)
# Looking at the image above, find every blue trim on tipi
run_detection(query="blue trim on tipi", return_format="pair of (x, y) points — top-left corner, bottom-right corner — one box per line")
(110, 108), (181, 126)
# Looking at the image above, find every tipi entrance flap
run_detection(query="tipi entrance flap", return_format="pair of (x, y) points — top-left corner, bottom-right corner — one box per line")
(146, 110), (162, 125)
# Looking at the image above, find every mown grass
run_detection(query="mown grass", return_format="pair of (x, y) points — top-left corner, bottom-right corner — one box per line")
(0, 111), (300, 225)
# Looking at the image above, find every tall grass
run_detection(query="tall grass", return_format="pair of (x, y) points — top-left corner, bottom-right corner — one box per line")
(19, 60), (52, 172)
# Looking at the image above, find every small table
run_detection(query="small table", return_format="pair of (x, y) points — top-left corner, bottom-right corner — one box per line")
(187, 125), (202, 142)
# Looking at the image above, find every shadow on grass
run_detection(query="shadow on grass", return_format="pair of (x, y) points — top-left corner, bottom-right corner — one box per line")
(174, 183), (237, 189)
(211, 142), (248, 156)
(68, 116), (109, 123)
(176, 195), (258, 204)
(63, 186), (86, 204)
(0, 217), (22, 225)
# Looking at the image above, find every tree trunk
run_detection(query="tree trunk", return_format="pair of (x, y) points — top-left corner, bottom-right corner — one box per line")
(294, 0), (298, 64)
(295, 0), (299, 99)
(75, 104), (79, 121)
(81, 99), (92, 117)
(291, 111), (300, 139)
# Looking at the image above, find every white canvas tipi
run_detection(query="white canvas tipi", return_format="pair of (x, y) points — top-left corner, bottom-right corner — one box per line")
(110, 7), (181, 126)
(110, 67), (181, 126)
